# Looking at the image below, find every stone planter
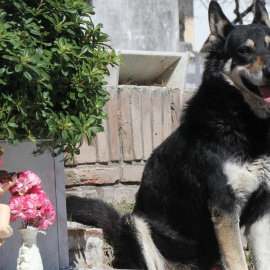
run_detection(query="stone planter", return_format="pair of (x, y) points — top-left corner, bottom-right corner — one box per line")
(0, 140), (69, 270)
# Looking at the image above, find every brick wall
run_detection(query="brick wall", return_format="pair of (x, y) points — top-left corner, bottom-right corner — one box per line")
(65, 85), (195, 205)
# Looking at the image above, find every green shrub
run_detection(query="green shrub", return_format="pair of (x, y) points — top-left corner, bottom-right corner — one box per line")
(0, 0), (118, 160)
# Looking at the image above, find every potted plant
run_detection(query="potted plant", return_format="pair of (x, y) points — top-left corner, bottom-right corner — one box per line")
(0, 0), (118, 160)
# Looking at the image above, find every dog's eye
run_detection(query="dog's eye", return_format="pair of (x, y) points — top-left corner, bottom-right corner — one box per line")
(237, 46), (253, 54)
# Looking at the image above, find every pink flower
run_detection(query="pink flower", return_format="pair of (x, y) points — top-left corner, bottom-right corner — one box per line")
(39, 197), (56, 229)
(28, 184), (45, 195)
(8, 170), (55, 229)
(9, 195), (28, 222)
(9, 170), (41, 195)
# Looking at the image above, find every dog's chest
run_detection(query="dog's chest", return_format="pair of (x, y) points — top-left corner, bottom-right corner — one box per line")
(224, 156), (270, 203)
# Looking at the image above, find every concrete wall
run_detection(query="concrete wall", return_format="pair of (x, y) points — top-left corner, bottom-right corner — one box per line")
(89, 0), (184, 51)
(65, 85), (195, 205)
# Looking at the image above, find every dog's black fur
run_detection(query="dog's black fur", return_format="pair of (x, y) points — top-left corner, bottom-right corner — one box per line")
(67, 1), (270, 269)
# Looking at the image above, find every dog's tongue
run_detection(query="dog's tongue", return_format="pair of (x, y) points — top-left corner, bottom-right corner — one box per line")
(259, 85), (270, 102)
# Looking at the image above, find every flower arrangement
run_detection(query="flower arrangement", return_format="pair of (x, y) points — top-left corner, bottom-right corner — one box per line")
(8, 170), (55, 230)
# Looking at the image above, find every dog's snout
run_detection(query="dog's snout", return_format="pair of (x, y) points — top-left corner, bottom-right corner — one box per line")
(262, 66), (270, 78)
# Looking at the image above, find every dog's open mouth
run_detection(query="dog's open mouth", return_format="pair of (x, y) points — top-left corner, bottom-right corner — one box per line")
(241, 77), (270, 103)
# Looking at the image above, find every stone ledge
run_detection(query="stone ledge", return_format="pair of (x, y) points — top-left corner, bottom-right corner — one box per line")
(122, 165), (144, 183)
(65, 163), (146, 187)
(65, 166), (121, 187)
(66, 185), (139, 205)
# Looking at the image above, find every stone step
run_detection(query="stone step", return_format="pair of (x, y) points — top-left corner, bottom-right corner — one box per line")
(67, 222), (113, 269)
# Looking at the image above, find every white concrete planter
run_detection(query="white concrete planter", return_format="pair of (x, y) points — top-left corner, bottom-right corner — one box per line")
(0, 140), (69, 270)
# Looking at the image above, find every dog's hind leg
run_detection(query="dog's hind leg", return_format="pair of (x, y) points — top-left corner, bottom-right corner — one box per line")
(212, 210), (248, 270)
(244, 213), (270, 270)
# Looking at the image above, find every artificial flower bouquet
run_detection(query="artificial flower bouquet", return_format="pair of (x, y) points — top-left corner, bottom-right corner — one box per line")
(8, 170), (55, 230)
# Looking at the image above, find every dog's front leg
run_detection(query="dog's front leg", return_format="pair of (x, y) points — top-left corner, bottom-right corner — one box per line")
(242, 158), (270, 269)
(212, 209), (248, 270)
(244, 213), (270, 269)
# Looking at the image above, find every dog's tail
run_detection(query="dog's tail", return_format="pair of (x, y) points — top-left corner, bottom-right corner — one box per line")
(66, 195), (121, 245)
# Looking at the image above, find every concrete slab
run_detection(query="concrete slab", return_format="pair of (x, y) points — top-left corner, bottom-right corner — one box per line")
(106, 50), (193, 92)
(119, 50), (192, 86)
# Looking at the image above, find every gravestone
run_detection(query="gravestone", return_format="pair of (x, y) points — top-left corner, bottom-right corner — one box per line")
(0, 140), (69, 270)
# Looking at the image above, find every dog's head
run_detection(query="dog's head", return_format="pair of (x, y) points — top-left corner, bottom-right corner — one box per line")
(209, 0), (270, 118)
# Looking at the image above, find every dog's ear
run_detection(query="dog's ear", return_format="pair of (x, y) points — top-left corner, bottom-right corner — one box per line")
(253, 0), (270, 27)
(208, 1), (233, 42)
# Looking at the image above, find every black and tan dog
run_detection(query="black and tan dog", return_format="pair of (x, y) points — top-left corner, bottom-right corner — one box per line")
(67, 1), (270, 269)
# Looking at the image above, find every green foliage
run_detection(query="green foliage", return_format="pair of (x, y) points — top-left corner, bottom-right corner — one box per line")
(0, 0), (118, 160)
